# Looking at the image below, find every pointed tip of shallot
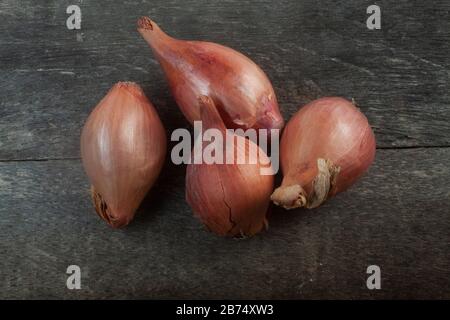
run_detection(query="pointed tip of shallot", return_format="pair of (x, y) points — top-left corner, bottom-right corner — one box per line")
(137, 16), (153, 30)
(137, 17), (172, 47)
(115, 81), (139, 89)
(116, 81), (138, 86)
(112, 81), (146, 99)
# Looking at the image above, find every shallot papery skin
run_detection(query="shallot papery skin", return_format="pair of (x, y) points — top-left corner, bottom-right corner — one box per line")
(271, 97), (376, 209)
(186, 96), (274, 237)
(137, 17), (284, 131)
(80, 82), (166, 227)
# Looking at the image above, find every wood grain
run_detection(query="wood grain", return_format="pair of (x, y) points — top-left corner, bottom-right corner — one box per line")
(1, 0), (450, 160)
(0, 0), (449, 299)
(0, 148), (449, 299)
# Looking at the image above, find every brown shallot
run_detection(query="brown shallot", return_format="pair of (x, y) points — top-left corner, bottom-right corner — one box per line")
(186, 96), (274, 237)
(80, 82), (166, 227)
(137, 17), (284, 131)
(271, 97), (376, 209)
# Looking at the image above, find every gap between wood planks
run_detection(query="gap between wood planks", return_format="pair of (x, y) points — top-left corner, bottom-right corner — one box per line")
(0, 145), (449, 163)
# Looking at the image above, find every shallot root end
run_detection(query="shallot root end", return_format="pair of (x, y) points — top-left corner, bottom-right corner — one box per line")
(90, 186), (129, 228)
(271, 159), (341, 210)
(270, 184), (307, 209)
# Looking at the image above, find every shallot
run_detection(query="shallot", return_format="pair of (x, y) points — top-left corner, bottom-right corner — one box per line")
(271, 97), (376, 209)
(80, 82), (166, 227)
(137, 17), (284, 131)
(186, 96), (274, 237)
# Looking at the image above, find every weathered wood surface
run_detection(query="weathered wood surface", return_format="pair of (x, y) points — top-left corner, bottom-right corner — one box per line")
(0, 0), (449, 299)
(0, 149), (449, 299)
(1, 0), (450, 161)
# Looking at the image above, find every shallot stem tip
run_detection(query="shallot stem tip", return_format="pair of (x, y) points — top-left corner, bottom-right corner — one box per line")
(137, 16), (153, 30)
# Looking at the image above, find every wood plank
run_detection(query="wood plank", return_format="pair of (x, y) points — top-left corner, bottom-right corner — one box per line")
(0, 148), (448, 299)
(1, 0), (450, 160)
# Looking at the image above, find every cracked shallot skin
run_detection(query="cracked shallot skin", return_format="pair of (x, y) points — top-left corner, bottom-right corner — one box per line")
(137, 17), (284, 131)
(186, 96), (274, 237)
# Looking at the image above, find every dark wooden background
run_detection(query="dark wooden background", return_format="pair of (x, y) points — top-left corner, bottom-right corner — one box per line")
(0, 0), (449, 299)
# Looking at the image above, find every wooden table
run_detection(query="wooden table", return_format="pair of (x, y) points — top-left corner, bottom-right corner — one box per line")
(1, 0), (449, 299)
